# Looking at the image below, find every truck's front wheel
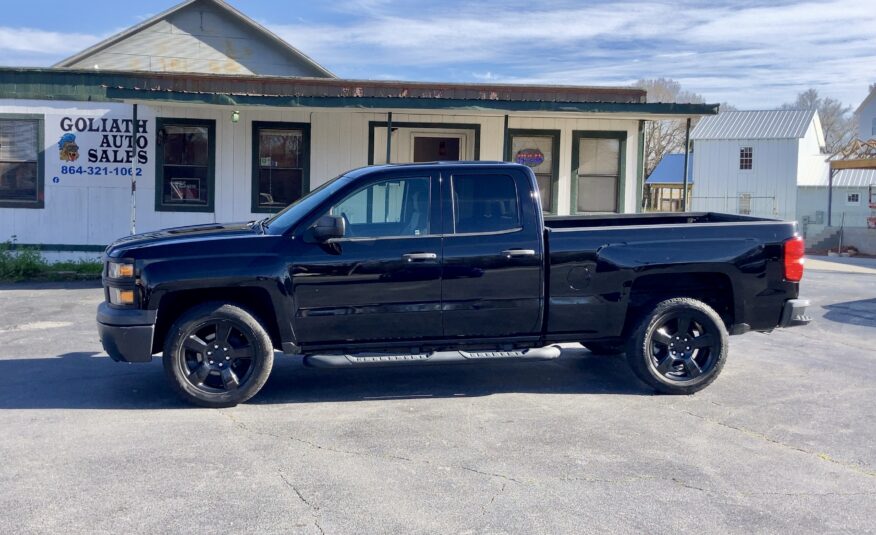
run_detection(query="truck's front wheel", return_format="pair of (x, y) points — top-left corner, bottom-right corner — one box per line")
(626, 298), (728, 394)
(163, 302), (274, 408)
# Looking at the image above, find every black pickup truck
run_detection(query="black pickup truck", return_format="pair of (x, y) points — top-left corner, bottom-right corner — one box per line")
(97, 162), (809, 407)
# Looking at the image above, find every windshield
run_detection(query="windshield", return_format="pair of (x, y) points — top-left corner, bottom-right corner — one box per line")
(263, 174), (351, 234)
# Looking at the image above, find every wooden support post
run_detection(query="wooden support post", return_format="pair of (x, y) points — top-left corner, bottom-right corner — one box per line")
(385, 112), (392, 164)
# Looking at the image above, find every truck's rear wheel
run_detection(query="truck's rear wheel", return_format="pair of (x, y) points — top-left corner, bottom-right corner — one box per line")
(163, 302), (274, 408)
(626, 297), (728, 394)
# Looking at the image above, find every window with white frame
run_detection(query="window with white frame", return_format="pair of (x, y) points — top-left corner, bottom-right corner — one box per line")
(739, 147), (753, 170)
(847, 192), (860, 206)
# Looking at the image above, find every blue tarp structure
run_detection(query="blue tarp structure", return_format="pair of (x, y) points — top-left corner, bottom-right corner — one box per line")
(646, 153), (694, 184)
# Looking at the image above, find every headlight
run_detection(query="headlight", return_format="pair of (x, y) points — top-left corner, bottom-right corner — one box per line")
(108, 261), (134, 279)
(108, 287), (135, 306)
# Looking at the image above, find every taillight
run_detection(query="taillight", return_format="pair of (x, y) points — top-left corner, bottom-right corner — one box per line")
(784, 236), (805, 282)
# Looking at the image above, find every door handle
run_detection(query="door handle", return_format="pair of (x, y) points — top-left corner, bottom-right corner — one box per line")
(501, 249), (536, 258)
(402, 252), (438, 262)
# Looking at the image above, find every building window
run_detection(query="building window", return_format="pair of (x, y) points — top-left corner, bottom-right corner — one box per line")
(155, 118), (215, 212)
(0, 115), (43, 209)
(871, 118), (876, 136)
(738, 192), (752, 215)
(252, 122), (310, 213)
(506, 129), (560, 214)
(847, 192), (860, 206)
(572, 131), (626, 213)
(739, 147), (753, 170)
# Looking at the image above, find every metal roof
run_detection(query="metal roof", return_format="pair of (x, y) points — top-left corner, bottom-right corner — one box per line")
(799, 168), (876, 188)
(691, 109), (817, 140)
(645, 153), (694, 184)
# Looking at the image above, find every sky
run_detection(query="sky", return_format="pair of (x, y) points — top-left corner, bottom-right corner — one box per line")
(0, 0), (874, 110)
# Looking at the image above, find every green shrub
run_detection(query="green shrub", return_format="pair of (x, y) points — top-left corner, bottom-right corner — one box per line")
(0, 241), (102, 281)
(0, 242), (46, 280)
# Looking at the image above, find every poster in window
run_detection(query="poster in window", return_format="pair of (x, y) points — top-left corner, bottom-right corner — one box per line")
(170, 178), (201, 202)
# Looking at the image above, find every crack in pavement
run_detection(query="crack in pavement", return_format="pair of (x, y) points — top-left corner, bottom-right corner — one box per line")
(222, 409), (876, 512)
(559, 474), (658, 484)
(482, 482), (506, 516)
(682, 410), (876, 478)
(460, 466), (523, 485)
(278, 470), (323, 535)
(221, 410), (526, 487)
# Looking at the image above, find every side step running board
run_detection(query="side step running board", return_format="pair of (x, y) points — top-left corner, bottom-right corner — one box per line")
(303, 345), (562, 368)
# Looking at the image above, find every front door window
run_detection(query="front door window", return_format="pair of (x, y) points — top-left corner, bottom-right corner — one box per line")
(331, 176), (431, 238)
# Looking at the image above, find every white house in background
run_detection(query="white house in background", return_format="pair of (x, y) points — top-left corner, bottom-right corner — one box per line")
(797, 168), (875, 237)
(855, 86), (876, 140)
(690, 109), (825, 223)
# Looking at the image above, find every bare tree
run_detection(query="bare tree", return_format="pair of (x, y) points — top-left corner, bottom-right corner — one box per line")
(634, 79), (706, 175)
(781, 88), (855, 153)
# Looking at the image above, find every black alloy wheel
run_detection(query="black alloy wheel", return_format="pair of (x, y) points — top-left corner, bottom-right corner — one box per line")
(626, 297), (728, 394)
(180, 319), (256, 393)
(164, 302), (274, 407)
(648, 312), (718, 381)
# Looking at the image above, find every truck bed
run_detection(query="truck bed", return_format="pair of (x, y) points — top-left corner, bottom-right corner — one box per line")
(544, 211), (777, 230)
(542, 211), (799, 339)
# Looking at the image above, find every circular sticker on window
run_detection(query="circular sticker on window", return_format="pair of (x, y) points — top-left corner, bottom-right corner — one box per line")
(515, 148), (544, 167)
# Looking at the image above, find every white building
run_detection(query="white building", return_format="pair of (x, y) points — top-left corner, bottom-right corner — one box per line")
(855, 86), (876, 141)
(797, 168), (875, 239)
(0, 0), (716, 259)
(689, 109), (825, 223)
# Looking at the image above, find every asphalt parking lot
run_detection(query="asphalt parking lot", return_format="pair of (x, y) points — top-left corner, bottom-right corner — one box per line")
(0, 259), (874, 534)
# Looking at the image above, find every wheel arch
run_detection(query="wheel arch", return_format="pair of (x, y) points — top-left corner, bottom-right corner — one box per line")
(151, 286), (283, 354)
(623, 271), (738, 336)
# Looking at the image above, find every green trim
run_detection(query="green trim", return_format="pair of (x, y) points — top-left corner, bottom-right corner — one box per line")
(154, 117), (216, 213)
(366, 121), (482, 165)
(636, 120), (645, 212)
(0, 69), (718, 116)
(250, 121), (311, 214)
(570, 130), (628, 214)
(504, 128), (561, 215)
(0, 113), (45, 209)
(108, 88), (718, 115)
(8, 243), (105, 252)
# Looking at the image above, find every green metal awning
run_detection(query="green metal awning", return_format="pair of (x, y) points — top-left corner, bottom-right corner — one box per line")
(0, 67), (718, 117)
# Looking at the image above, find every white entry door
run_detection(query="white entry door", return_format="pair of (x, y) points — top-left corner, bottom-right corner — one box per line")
(372, 127), (474, 164)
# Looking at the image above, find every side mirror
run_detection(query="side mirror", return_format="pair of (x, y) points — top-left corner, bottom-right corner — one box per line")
(311, 214), (345, 241)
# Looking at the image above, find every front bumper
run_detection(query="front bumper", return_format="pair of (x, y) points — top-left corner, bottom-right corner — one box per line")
(779, 299), (811, 328)
(97, 302), (157, 363)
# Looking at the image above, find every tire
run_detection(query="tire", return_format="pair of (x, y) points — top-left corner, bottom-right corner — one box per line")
(626, 297), (728, 395)
(163, 302), (274, 408)
(583, 342), (626, 355)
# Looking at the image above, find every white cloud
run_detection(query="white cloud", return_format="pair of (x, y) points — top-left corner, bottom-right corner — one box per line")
(271, 0), (876, 108)
(0, 27), (101, 56)
(0, 1), (873, 109)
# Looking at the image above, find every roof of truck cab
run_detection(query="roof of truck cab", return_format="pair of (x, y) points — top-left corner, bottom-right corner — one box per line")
(344, 161), (525, 177)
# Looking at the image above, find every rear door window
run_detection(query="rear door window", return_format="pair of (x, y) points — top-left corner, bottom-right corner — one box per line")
(452, 174), (520, 234)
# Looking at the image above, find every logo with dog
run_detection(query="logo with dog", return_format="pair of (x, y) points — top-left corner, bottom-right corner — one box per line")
(58, 133), (79, 162)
